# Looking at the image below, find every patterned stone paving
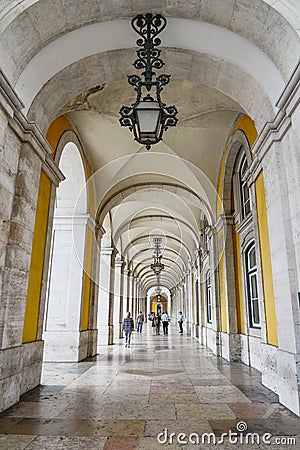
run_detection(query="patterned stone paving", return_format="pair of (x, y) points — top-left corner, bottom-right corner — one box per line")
(0, 325), (299, 449)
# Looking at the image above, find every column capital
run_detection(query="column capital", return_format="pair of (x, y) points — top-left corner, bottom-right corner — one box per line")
(115, 255), (125, 268)
(100, 246), (118, 257)
(95, 224), (106, 240)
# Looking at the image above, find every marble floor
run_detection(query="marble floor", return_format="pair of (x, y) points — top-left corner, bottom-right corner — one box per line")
(0, 324), (299, 449)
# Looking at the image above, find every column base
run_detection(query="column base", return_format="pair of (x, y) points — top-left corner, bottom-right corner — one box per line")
(97, 325), (114, 350)
(43, 330), (92, 362)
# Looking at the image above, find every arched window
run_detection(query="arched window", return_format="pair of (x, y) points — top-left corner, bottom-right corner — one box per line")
(245, 241), (260, 328)
(206, 270), (212, 323)
(239, 155), (251, 218)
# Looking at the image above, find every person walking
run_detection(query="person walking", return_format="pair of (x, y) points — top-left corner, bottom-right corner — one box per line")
(155, 313), (161, 335)
(161, 311), (170, 335)
(136, 311), (145, 333)
(177, 311), (184, 334)
(122, 312), (134, 348)
(151, 313), (156, 333)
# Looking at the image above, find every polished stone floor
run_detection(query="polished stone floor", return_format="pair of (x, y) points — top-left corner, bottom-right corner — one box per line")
(0, 324), (299, 449)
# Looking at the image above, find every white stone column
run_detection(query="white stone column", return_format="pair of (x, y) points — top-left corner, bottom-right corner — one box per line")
(208, 226), (221, 357)
(113, 256), (124, 341)
(184, 270), (192, 335)
(128, 273), (134, 314)
(122, 268), (130, 316)
(133, 277), (138, 322)
(196, 250), (204, 344)
(219, 216), (240, 361)
(97, 247), (116, 348)
(43, 215), (89, 362)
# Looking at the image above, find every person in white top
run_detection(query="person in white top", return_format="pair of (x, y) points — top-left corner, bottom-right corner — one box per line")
(177, 311), (184, 334)
(161, 311), (170, 335)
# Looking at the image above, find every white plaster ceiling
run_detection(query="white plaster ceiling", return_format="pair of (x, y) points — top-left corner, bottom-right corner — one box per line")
(65, 78), (243, 186)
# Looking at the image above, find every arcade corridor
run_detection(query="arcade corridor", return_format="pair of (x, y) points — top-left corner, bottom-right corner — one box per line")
(0, 324), (299, 449)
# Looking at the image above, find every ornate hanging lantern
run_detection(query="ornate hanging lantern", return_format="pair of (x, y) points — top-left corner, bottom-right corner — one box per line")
(119, 13), (178, 149)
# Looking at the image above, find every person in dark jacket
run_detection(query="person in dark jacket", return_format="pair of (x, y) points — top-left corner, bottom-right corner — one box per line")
(122, 312), (134, 348)
(155, 313), (161, 335)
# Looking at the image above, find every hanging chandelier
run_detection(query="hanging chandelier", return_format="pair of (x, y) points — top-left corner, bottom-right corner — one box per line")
(151, 237), (164, 275)
(119, 13), (178, 150)
(151, 255), (164, 275)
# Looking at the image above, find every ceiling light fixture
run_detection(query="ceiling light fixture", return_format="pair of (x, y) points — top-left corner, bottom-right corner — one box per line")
(119, 13), (178, 150)
(151, 237), (164, 275)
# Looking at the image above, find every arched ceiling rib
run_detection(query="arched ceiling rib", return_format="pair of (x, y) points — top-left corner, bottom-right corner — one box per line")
(131, 251), (187, 276)
(2, 0), (299, 96)
(14, 18), (284, 113)
(114, 215), (199, 250)
(136, 262), (183, 283)
(123, 234), (191, 260)
(99, 182), (208, 229)
(134, 255), (185, 277)
(130, 246), (190, 271)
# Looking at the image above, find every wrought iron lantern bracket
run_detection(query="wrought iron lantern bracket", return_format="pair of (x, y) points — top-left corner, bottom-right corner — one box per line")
(119, 13), (178, 150)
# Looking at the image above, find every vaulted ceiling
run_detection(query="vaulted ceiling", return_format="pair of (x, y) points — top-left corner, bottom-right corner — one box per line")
(1, 0), (299, 291)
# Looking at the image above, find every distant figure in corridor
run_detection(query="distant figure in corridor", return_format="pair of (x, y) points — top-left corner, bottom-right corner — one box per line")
(161, 311), (170, 335)
(136, 311), (145, 333)
(122, 312), (134, 348)
(155, 313), (161, 335)
(177, 311), (184, 334)
(151, 313), (156, 333)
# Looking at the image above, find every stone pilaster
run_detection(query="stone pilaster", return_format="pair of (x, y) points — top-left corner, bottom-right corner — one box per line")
(97, 246), (117, 348)
(43, 215), (91, 362)
(123, 268), (131, 316)
(249, 60), (300, 415)
(113, 256), (124, 340)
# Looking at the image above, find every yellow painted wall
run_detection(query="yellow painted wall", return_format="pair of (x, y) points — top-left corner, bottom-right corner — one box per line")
(219, 253), (227, 332)
(81, 227), (93, 330)
(232, 225), (245, 334)
(151, 296), (167, 313)
(46, 116), (74, 157)
(255, 172), (278, 346)
(234, 115), (258, 148)
(217, 116), (257, 218)
(23, 171), (51, 342)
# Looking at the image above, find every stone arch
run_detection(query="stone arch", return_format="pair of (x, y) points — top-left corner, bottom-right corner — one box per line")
(43, 138), (90, 362)
(222, 128), (253, 216)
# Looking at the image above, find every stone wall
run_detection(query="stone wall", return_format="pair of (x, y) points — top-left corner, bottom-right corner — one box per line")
(0, 69), (62, 412)
(250, 60), (300, 414)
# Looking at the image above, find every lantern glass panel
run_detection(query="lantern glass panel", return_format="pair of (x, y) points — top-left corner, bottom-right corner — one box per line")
(135, 100), (162, 140)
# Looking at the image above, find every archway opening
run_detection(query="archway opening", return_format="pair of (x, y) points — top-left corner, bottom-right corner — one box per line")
(43, 142), (88, 362)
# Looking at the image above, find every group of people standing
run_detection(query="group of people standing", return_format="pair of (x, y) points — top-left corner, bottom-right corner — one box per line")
(150, 311), (170, 335)
(122, 310), (184, 347)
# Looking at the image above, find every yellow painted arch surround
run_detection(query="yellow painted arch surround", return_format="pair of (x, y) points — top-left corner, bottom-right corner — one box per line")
(23, 117), (94, 342)
(217, 115), (278, 345)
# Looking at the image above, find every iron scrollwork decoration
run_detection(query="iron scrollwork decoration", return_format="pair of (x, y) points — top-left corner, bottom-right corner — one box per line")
(119, 13), (178, 150)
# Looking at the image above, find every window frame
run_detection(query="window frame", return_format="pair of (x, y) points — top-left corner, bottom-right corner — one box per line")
(205, 270), (212, 324)
(245, 241), (260, 329)
(239, 154), (251, 219)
